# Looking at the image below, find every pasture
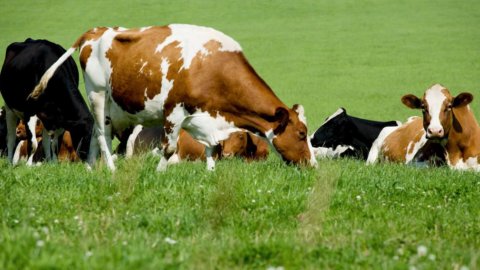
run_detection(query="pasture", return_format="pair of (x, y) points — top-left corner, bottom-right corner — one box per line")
(0, 0), (479, 269)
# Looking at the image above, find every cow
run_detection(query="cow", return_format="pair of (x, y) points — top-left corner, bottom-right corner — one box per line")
(13, 130), (78, 164)
(400, 84), (478, 171)
(175, 129), (269, 162)
(310, 108), (400, 159)
(366, 116), (445, 165)
(30, 24), (317, 171)
(0, 38), (93, 166)
(116, 125), (269, 162)
(14, 115), (79, 163)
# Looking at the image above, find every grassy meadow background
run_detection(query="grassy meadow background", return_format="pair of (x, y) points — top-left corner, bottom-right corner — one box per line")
(0, 0), (479, 269)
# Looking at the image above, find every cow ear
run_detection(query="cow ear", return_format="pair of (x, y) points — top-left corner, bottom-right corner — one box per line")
(273, 107), (289, 135)
(292, 104), (307, 125)
(452, 92), (473, 108)
(401, 94), (422, 109)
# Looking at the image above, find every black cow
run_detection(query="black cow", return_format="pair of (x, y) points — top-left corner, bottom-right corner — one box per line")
(310, 108), (400, 159)
(0, 38), (93, 164)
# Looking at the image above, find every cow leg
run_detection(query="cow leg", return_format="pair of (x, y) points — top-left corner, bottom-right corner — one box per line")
(88, 90), (115, 171)
(42, 128), (52, 161)
(5, 106), (18, 163)
(25, 116), (39, 166)
(50, 129), (64, 162)
(125, 125), (143, 158)
(12, 140), (25, 164)
(205, 146), (215, 171)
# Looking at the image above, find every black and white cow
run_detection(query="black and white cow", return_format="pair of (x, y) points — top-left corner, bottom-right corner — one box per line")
(310, 108), (400, 159)
(0, 38), (93, 165)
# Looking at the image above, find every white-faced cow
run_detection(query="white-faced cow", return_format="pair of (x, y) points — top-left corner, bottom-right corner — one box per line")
(310, 108), (400, 159)
(31, 24), (316, 171)
(0, 39), (93, 165)
(401, 84), (479, 171)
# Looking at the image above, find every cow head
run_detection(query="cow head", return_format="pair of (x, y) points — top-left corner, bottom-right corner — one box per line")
(401, 84), (473, 140)
(221, 131), (269, 161)
(16, 118), (44, 140)
(269, 104), (317, 167)
(310, 108), (354, 148)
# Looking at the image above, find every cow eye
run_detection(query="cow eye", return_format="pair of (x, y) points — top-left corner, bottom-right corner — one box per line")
(445, 104), (452, 112)
(299, 131), (306, 140)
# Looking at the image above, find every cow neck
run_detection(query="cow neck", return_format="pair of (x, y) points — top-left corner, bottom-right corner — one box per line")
(446, 106), (480, 157)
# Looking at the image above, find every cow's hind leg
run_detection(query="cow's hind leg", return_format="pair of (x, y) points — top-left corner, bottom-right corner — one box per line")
(88, 90), (116, 171)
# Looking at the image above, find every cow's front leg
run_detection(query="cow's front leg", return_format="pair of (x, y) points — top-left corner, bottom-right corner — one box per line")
(205, 146), (215, 171)
(156, 121), (182, 172)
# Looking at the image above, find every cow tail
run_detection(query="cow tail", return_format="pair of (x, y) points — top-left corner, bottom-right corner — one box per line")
(28, 35), (85, 100)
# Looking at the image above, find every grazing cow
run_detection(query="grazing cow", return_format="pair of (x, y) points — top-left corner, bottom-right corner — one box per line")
(401, 84), (478, 171)
(0, 38), (93, 165)
(310, 108), (400, 159)
(31, 24), (316, 171)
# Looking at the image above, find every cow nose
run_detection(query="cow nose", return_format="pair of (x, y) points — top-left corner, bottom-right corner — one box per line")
(427, 127), (444, 138)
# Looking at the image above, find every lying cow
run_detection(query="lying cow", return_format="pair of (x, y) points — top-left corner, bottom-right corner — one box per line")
(310, 108), (400, 159)
(31, 24), (316, 171)
(367, 84), (476, 170)
(401, 84), (478, 170)
(367, 116), (445, 165)
(0, 38), (93, 166)
(14, 116), (79, 163)
(116, 125), (269, 162)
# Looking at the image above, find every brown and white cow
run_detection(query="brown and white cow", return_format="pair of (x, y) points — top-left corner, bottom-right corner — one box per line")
(401, 84), (479, 171)
(116, 125), (269, 162)
(14, 116), (79, 163)
(368, 84), (478, 171)
(367, 116), (445, 165)
(31, 24), (317, 171)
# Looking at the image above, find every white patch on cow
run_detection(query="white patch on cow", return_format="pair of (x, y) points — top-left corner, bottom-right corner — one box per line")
(407, 116), (420, 123)
(404, 133), (428, 163)
(294, 105), (307, 125)
(12, 140), (25, 165)
(140, 26), (152, 32)
(447, 155), (480, 171)
(313, 145), (353, 159)
(155, 24), (242, 70)
(366, 125), (400, 164)
(26, 115), (39, 166)
(425, 84), (447, 135)
(323, 108), (345, 125)
(126, 125), (144, 158)
(265, 129), (276, 145)
(182, 109), (241, 147)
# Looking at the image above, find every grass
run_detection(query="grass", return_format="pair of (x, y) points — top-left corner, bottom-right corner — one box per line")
(0, 0), (479, 269)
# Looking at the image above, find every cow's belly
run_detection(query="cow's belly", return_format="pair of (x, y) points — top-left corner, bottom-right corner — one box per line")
(109, 97), (165, 135)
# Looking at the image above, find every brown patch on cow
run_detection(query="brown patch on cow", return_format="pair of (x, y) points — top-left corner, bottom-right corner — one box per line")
(105, 26), (178, 114)
(79, 45), (92, 70)
(58, 131), (79, 162)
(177, 129), (221, 160)
(382, 117), (425, 162)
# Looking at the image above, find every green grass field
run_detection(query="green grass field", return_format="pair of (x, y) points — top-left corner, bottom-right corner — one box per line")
(0, 0), (479, 269)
